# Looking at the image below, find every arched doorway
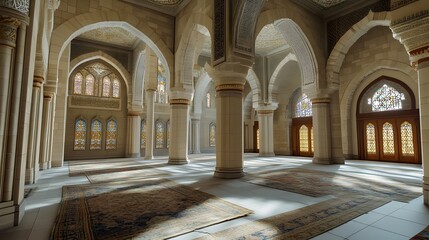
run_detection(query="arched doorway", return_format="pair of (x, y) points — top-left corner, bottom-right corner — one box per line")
(292, 92), (313, 157)
(357, 77), (420, 163)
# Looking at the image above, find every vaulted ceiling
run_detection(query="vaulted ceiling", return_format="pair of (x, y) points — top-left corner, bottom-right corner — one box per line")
(78, 27), (139, 49)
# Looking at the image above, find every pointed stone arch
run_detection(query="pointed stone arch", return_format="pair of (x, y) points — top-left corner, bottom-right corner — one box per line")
(326, 11), (391, 90)
(48, 9), (173, 92)
(246, 69), (262, 108)
(268, 52), (298, 102)
(193, 70), (212, 116)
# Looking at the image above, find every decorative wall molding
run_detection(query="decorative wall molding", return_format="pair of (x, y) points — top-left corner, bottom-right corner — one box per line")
(312, 98), (331, 104)
(0, 0), (30, 15)
(257, 110), (274, 115)
(69, 95), (121, 110)
(169, 98), (191, 105)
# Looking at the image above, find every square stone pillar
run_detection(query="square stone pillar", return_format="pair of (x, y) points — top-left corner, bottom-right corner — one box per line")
(168, 99), (190, 165)
(312, 98), (332, 164)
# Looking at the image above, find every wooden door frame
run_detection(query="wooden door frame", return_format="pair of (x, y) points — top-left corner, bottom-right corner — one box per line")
(292, 117), (313, 157)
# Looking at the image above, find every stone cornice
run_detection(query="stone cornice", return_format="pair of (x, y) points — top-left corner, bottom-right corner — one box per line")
(215, 84), (244, 92)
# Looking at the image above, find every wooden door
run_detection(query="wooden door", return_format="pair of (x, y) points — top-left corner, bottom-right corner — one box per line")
(253, 122), (259, 153)
(378, 120), (399, 161)
(292, 117), (313, 157)
(397, 118), (420, 163)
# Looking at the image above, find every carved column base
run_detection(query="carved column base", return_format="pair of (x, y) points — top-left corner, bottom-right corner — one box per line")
(312, 157), (332, 165)
(168, 158), (189, 165)
(144, 155), (153, 160)
(0, 200), (25, 230)
(40, 162), (48, 170)
(423, 177), (429, 205)
(214, 167), (244, 179)
(333, 157), (345, 164)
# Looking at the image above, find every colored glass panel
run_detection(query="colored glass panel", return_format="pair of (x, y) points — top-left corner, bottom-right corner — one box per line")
(382, 122), (395, 155)
(113, 79), (120, 98)
(295, 94), (312, 117)
(102, 77), (111, 97)
(209, 123), (216, 147)
(85, 74), (95, 95)
(371, 84), (403, 112)
(400, 121), (414, 156)
(311, 127), (314, 153)
(74, 119), (86, 150)
(141, 120), (146, 149)
(299, 125), (309, 152)
(106, 119), (117, 150)
(155, 121), (165, 149)
(74, 73), (83, 94)
(257, 128), (260, 149)
(90, 119), (102, 150)
(366, 123), (376, 154)
(156, 59), (168, 104)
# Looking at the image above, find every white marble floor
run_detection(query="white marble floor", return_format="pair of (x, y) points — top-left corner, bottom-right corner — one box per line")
(0, 153), (427, 240)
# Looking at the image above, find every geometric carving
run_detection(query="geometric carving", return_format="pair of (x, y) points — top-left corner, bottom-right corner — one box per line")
(0, 16), (20, 46)
(213, 0), (226, 66)
(0, 0), (30, 15)
(233, 0), (265, 56)
(69, 95), (121, 110)
(390, 0), (418, 10)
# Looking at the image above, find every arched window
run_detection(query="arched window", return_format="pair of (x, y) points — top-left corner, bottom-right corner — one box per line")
(102, 76), (111, 97)
(370, 84), (405, 112)
(209, 123), (216, 147)
(74, 118), (86, 150)
(299, 125), (309, 152)
(382, 122), (395, 155)
(206, 93), (211, 108)
(400, 121), (414, 156)
(106, 119), (117, 150)
(366, 123), (376, 154)
(141, 120), (146, 149)
(90, 119), (102, 150)
(74, 73), (83, 95)
(156, 59), (168, 104)
(155, 121), (165, 149)
(85, 74), (95, 96)
(113, 79), (120, 98)
(295, 93), (312, 117)
(166, 120), (171, 148)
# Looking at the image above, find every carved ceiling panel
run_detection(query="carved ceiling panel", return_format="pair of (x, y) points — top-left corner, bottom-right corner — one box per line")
(311, 0), (347, 8)
(78, 27), (138, 49)
(255, 24), (288, 55)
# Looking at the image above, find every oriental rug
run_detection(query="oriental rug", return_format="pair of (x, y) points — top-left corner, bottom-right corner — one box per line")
(244, 168), (421, 202)
(196, 195), (389, 240)
(85, 168), (168, 184)
(51, 179), (252, 240)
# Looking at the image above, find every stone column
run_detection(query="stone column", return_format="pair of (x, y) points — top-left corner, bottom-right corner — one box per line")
(25, 76), (44, 184)
(390, 0), (429, 204)
(256, 105), (278, 157)
(126, 112), (141, 158)
(168, 99), (190, 165)
(190, 117), (201, 154)
(144, 90), (155, 160)
(46, 93), (56, 169)
(39, 93), (53, 170)
(330, 90), (345, 164)
(417, 60), (429, 204)
(312, 98), (332, 164)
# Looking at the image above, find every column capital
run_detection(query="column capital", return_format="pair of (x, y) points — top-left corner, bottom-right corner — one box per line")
(390, 1), (429, 67)
(127, 111), (142, 117)
(43, 93), (54, 101)
(206, 62), (249, 88)
(311, 98), (331, 104)
(170, 98), (191, 105)
(33, 75), (45, 88)
(255, 103), (278, 112)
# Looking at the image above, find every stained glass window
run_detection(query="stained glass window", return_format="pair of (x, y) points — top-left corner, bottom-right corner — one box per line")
(299, 125), (309, 152)
(366, 123), (376, 154)
(155, 121), (165, 149)
(382, 122), (395, 155)
(106, 119), (117, 150)
(141, 120), (146, 149)
(74, 73), (83, 94)
(371, 84), (404, 112)
(90, 119), (102, 150)
(85, 74), (95, 95)
(400, 121), (414, 156)
(166, 120), (170, 148)
(295, 94), (312, 118)
(156, 59), (168, 104)
(311, 127), (314, 153)
(206, 93), (211, 108)
(74, 119), (86, 150)
(209, 123), (216, 147)
(256, 128), (260, 149)
(102, 76), (111, 97)
(113, 79), (120, 98)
